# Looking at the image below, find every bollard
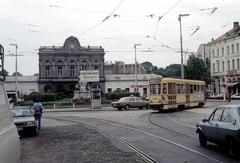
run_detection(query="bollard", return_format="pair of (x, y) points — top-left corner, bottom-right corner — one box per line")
(73, 103), (75, 109)
(53, 104), (55, 109)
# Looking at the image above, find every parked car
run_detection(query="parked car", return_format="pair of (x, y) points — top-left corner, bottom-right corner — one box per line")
(209, 93), (224, 99)
(231, 93), (240, 99)
(0, 81), (20, 163)
(196, 105), (240, 156)
(111, 96), (149, 111)
(11, 107), (38, 136)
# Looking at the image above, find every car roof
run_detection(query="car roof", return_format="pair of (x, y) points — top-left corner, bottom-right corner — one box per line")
(12, 107), (31, 110)
(217, 105), (240, 109)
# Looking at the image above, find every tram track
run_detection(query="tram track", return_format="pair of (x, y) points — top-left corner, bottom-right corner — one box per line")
(147, 112), (195, 138)
(44, 116), (156, 163)
(46, 115), (223, 163)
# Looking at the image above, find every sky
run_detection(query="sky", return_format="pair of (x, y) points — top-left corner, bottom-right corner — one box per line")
(0, 0), (240, 75)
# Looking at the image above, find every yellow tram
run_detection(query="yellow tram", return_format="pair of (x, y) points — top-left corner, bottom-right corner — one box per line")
(148, 77), (206, 111)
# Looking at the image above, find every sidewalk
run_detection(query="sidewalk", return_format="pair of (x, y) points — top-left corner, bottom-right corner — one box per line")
(43, 106), (115, 112)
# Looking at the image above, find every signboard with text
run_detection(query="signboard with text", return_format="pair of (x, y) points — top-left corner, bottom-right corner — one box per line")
(80, 70), (99, 82)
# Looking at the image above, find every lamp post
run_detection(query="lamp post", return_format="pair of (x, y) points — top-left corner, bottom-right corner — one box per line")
(9, 43), (18, 100)
(134, 44), (141, 93)
(178, 14), (190, 79)
(0, 44), (4, 81)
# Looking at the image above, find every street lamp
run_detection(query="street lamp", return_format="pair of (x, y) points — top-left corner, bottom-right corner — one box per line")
(0, 44), (4, 81)
(178, 14), (190, 79)
(9, 43), (19, 100)
(134, 43), (141, 93)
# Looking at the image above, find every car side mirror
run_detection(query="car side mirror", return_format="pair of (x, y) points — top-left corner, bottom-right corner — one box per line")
(202, 119), (209, 123)
(232, 119), (236, 125)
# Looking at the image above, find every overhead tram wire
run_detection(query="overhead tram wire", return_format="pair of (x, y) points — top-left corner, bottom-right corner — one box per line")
(77, 0), (125, 37)
(7, 0), (110, 15)
(153, 0), (183, 38)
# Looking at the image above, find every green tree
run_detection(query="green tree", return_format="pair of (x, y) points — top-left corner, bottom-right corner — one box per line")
(186, 55), (207, 81)
(163, 64), (181, 77)
(0, 69), (9, 76)
(152, 66), (164, 75)
(12, 72), (23, 76)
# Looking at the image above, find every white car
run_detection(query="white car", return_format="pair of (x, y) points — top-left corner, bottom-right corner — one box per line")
(231, 93), (240, 99)
(11, 107), (38, 136)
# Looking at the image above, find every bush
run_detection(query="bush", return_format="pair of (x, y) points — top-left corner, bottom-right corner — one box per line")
(104, 91), (140, 100)
(24, 92), (56, 102)
(24, 92), (71, 102)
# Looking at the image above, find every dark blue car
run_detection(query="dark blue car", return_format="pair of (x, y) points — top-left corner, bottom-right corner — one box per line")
(196, 105), (240, 156)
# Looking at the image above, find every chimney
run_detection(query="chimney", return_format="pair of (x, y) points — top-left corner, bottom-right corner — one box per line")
(233, 22), (239, 31)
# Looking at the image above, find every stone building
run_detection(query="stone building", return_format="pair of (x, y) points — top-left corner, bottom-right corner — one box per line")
(38, 36), (105, 93)
(208, 22), (240, 94)
(105, 61), (148, 74)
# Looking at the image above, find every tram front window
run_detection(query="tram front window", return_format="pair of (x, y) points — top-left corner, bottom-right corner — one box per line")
(150, 84), (161, 95)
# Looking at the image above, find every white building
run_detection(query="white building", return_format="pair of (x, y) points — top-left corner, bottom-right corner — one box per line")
(105, 74), (160, 96)
(4, 76), (39, 98)
(210, 22), (240, 94)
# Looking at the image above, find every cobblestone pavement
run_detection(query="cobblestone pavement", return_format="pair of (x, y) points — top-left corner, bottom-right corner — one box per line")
(20, 118), (146, 163)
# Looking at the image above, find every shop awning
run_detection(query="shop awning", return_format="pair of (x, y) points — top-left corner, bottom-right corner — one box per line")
(223, 82), (239, 88)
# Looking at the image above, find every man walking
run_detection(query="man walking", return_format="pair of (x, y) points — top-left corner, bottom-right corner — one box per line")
(32, 98), (43, 129)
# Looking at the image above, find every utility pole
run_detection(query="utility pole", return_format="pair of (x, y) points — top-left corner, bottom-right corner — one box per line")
(178, 14), (190, 79)
(134, 44), (141, 93)
(0, 44), (4, 81)
(9, 44), (19, 100)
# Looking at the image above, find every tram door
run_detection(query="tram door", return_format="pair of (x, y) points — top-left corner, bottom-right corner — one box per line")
(91, 88), (101, 109)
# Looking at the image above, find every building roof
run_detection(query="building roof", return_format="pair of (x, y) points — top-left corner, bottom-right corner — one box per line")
(212, 22), (240, 43)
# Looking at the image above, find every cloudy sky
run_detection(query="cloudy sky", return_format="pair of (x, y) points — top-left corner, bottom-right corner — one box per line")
(0, 0), (239, 75)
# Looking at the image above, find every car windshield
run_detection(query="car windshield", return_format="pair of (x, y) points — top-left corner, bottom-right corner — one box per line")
(11, 109), (32, 118)
(118, 97), (128, 102)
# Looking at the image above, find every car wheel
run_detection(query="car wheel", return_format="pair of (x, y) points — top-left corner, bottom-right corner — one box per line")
(125, 105), (130, 110)
(199, 132), (207, 147)
(32, 127), (38, 136)
(117, 107), (122, 111)
(146, 104), (150, 109)
(227, 139), (238, 157)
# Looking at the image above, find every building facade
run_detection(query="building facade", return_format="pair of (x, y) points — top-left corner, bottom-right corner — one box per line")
(105, 74), (160, 97)
(209, 22), (240, 94)
(38, 36), (105, 93)
(4, 76), (38, 98)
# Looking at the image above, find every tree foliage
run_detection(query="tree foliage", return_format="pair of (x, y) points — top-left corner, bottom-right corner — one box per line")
(185, 55), (207, 81)
(12, 72), (23, 76)
(152, 66), (164, 75)
(0, 69), (9, 76)
(152, 64), (181, 77)
(164, 64), (181, 77)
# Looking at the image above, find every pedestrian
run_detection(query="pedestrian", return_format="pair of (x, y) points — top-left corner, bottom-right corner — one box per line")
(228, 93), (231, 102)
(32, 98), (43, 129)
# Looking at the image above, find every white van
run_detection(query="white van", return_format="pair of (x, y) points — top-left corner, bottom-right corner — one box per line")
(0, 81), (20, 163)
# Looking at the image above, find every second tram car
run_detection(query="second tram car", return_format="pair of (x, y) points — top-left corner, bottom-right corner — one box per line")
(149, 77), (205, 111)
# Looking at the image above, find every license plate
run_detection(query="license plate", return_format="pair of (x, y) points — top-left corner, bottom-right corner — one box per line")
(17, 127), (23, 131)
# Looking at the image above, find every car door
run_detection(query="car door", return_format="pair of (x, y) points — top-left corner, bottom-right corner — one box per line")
(135, 97), (143, 107)
(128, 97), (135, 108)
(217, 108), (235, 143)
(203, 107), (224, 142)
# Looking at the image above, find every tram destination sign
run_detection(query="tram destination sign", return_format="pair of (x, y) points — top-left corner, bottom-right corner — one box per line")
(80, 70), (99, 82)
